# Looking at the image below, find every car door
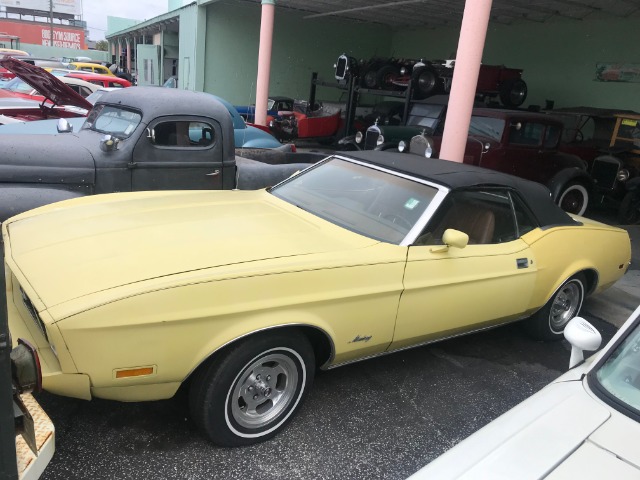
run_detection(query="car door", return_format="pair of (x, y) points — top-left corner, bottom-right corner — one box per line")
(508, 120), (562, 184)
(390, 188), (539, 350)
(131, 116), (230, 190)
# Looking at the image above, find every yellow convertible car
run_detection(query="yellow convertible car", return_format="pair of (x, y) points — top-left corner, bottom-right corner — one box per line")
(4, 151), (631, 447)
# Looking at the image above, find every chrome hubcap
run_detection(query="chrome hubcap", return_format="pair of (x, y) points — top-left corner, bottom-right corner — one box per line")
(549, 281), (582, 332)
(231, 352), (299, 430)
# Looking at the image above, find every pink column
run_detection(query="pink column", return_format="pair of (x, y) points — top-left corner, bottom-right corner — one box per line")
(254, 0), (275, 126)
(126, 38), (132, 73)
(439, 0), (493, 163)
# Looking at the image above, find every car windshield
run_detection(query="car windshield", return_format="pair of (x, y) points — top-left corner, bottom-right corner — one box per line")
(406, 103), (445, 131)
(270, 157), (439, 244)
(595, 317), (640, 415)
(469, 116), (505, 141)
(2, 77), (34, 94)
(82, 103), (142, 138)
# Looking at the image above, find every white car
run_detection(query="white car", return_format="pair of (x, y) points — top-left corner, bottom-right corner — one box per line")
(409, 304), (640, 480)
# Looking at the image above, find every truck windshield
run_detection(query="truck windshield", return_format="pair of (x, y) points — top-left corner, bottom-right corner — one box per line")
(82, 104), (142, 139)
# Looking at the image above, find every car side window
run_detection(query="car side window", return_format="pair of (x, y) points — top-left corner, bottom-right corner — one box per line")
(510, 192), (538, 237)
(543, 124), (561, 148)
(415, 189), (520, 245)
(509, 122), (544, 146)
(151, 121), (214, 148)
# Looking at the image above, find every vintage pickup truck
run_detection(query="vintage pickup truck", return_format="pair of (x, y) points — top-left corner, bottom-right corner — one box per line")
(0, 81), (320, 222)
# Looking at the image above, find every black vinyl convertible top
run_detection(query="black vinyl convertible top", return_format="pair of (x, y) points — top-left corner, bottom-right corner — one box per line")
(341, 151), (578, 228)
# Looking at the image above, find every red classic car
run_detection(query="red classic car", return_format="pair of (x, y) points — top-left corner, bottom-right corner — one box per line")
(269, 100), (342, 141)
(367, 106), (592, 215)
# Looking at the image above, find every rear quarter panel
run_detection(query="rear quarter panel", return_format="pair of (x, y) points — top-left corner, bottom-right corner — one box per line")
(521, 223), (630, 311)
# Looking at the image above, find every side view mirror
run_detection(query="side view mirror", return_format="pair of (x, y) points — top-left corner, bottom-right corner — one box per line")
(431, 228), (469, 253)
(57, 117), (73, 133)
(564, 317), (602, 368)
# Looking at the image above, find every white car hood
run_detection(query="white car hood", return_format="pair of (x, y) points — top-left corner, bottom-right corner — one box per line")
(409, 380), (640, 479)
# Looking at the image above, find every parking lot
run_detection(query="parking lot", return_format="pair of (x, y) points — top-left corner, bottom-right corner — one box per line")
(35, 210), (639, 480)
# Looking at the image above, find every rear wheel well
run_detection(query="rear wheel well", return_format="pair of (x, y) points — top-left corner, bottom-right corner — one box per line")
(580, 268), (598, 296)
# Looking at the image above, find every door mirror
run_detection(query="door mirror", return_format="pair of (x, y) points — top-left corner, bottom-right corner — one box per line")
(431, 229), (469, 253)
(57, 117), (73, 133)
(564, 317), (602, 368)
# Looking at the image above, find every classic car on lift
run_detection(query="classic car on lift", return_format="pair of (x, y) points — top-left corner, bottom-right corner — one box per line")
(351, 104), (593, 215)
(409, 304), (640, 479)
(4, 151), (630, 447)
(334, 54), (528, 106)
(553, 107), (640, 224)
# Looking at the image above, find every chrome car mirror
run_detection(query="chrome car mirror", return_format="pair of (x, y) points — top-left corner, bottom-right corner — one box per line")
(564, 317), (602, 368)
(57, 117), (73, 133)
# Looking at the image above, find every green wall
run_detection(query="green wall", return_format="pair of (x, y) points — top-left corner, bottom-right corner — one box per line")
(23, 43), (109, 62)
(392, 15), (640, 111)
(204, 1), (393, 105)
(199, 4), (640, 111)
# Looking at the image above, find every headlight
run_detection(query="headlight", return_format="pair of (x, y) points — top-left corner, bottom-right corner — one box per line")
(425, 145), (433, 158)
(398, 140), (407, 152)
(400, 67), (407, 75)
(377, 135), (384, 146)
(10, 339), (42, 394)
(355, 131), (363, 143)
(617, 169), (630, 182)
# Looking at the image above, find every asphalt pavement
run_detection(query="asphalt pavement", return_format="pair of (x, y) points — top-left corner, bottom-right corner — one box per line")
(583, 223), (640, 328)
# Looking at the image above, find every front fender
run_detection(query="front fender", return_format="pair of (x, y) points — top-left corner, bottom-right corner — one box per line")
(547, 168), (593, 201)
(0, 186), (88, 223)
(337, 135), (362, 151)
(625, 176), (640, 191)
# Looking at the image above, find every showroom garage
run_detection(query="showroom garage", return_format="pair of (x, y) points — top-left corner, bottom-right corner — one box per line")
(107, 0), (640, 113)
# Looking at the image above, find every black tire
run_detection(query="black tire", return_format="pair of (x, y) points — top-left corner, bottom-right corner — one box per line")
(523, 273), (586, 341)
(411, 66), (440, 99)
(189, 331), (315, 447)
(375, 64), (399, 90)
(618, 190), (640, 225)
(498, 78), (528, 107)
(361, 65), (381, 89)
(557, 181), (589, 216)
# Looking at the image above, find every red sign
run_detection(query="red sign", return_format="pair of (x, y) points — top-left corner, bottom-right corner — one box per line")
(0, 19), (85, 49)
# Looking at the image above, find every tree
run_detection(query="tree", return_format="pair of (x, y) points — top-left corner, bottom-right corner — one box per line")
(95, 40), (108, 51)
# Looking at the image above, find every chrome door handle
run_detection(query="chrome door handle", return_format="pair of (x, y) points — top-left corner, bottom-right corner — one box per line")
(206, 170), (220, 176)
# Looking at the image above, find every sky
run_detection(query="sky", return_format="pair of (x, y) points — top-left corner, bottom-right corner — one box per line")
(82, 0), (169, 40)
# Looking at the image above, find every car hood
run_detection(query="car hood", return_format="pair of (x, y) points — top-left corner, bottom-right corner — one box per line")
(0, 57), (92, 111)
(0, 134), (94, 184)
(409, 380), (640, 479)
(5, 190), (377, 311)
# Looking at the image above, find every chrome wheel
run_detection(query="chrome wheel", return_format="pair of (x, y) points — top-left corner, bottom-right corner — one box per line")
(549, 280), (583, 333)
(189, 332), (314, 446)
(228, 348), (302, 431)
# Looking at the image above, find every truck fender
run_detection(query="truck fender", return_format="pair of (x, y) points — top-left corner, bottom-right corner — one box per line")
(0, 186), (86, 222)
(547, 168), (593, 201)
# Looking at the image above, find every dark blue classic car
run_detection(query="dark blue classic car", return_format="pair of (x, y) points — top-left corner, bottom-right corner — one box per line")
(235, 96), (294, 123)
